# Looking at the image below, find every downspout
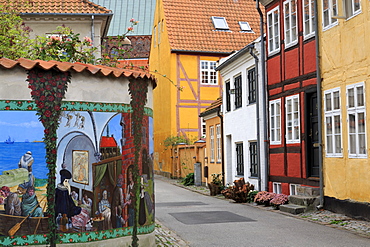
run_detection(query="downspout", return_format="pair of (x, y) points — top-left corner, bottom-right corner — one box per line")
(217, 108), (225, 186)
(256, 0), (269, 191)
(91, 15), (95, 44)
(314, 0), (324, 209)
(249, 45), (262, 191)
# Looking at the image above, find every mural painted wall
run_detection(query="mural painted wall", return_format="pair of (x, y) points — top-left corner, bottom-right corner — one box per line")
(0, 63), (155, 246)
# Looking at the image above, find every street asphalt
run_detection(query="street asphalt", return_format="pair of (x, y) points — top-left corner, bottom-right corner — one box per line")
(154, 175), (370, 247)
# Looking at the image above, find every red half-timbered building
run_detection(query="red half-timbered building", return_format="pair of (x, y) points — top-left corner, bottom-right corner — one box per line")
(260, 0), (319, 195)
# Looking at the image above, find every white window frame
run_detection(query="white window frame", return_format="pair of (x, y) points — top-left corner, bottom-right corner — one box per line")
(239, 21), (253, 33)
(284, 0), (298, 48)
(216, 124), (221, 162)
(344, 0), (361, 19)
(324, 88), (343, 157)
(267, 6), (280, 55)
(157, 21), (161, 45)
(322, 0), (338, 30)
(273, 182), (282, 194)
(200, 60), (218, 84)
(270, 99), (282, 145)
(289, 184), (298, 195)
(285, 94), (300, 143)
(210, 126), (215, 162)
(211, 16), (229, 30)
(201, 118), (206, 138)
(303, 0), (315, 39)
(347, 82), (367, 158)
(153, 26), (157, 48)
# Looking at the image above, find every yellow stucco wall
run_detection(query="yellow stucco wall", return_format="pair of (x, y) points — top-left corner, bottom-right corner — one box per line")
(149, 0), (223, 176)
(319, 0), (370, 202)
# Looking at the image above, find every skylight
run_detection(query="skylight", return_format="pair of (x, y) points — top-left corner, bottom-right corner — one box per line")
(211, 16), (229, 30)
(239, 21), (252, 32)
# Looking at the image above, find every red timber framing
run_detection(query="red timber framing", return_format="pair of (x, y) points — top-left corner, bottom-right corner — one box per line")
(262, 0), (318, 194)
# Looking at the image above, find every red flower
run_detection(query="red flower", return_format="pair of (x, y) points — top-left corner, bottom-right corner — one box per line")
(40, 78), (46, 83)
(40, 95), (46, 101)
(31, 90), (40, 97)
(38, 73), (43, 77)
(5, 106), (10, 110)
(52, 149), (56, 154)
(48, 95), (55, 102)
(28, 79), (34, 84)
(57, 84), (63, 89)
(44, 110), (52, 117)
(54, 105), (60, 111)
(44, 129), (50, 134)
(46, 85), (52, 90)
(37, 102), (45, 109)
(69, 239), (73, 242)
(56, 93), (63, 98)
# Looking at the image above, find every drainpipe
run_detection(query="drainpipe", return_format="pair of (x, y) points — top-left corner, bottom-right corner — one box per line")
(249, 45), (262, 191)
(217, 108), (225, 186)
(314, 0), (324, 209)
(91, 15), (95, 43)
(256, 0), (269, 191)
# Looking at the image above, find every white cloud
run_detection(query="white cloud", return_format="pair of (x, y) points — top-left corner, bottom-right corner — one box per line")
(0, 120), (42, 128)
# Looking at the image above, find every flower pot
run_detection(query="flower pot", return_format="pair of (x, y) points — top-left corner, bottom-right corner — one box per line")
(208, 183), (220, 196)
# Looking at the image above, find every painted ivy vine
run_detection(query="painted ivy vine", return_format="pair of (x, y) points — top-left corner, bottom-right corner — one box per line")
(128, 78), (148, 247)
(27, 68), (70, 246)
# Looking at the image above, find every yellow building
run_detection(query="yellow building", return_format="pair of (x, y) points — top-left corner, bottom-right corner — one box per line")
(199, 98), (223, 185)
(149, 0), (260, 177)
(319, 0), (370, 218)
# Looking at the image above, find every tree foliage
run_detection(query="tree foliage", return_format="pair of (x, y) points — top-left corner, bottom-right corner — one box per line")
(0, 5), (32, 59)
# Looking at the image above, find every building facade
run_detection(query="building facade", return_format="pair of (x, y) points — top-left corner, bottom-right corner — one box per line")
(261, 0), (318, 195)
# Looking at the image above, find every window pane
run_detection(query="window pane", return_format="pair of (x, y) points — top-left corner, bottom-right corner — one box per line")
(325, 93), (332, 111)
(357, 86), (364, 107)
(326, 116), (332, 135)
(334, 115), (341, 134)
(358, 112), (365, 133)
(333, 91), (340, 109)
(359, 134), (366, 154)
(335, 135), (342, 153)
(349, 134), (356, 154)
(326, 135), (333, 153)
(349, 114), (356, 133)
(348, 88), (355, 108)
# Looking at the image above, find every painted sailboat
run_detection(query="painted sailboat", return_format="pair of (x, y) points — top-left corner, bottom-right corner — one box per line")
(4, 136), (14, 144)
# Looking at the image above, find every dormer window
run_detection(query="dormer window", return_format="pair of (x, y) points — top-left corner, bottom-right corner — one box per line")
(239, 21), (253, 32)
(211, 16), (229, 30)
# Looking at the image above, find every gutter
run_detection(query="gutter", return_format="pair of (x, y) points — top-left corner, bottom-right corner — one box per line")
(256, 0), (269, 191)
(314, 0), (324, 209)
(249, 44), (262, 191)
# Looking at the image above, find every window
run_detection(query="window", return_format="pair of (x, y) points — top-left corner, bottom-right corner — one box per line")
(270, 99), (281, 144)
(153, 26), (157, 47)
(201, 118), (206, 138)
(347, 82), (366, 157)
(248, 68), (256, 104)
(236, 143), (244, 176)
(284, 0), (298, 47)
(234, 75), (242, 109)
(290, 184), (298, 195)
(216, 124), (221, 162)
(322, 0), (338, 30)
(239, 21), (253, 32)
(273, 182), (282, 194)
(324, 88), (342, 156)
(303, 0), (315, 38)
(344, 0), (361, 18)
(201, 61), (217, 84)
(225, 80), (231, 111)
(210, 126), (215, 162)
(249, 142), (258, 177)
(286, 95), (300, 143)
(267, 6), (280, 54)
(211, 16), (229, 30)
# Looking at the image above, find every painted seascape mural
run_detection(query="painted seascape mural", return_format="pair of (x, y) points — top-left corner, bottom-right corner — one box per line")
(0, 110), (154, 237)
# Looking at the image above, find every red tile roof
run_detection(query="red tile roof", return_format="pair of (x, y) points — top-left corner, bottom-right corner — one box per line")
(199, 97), (222, 117)
(163, 0), (261, 53)
(0, 57), (156, 87)
(1, 0), (111, 14)
(100, 136), (118, 147)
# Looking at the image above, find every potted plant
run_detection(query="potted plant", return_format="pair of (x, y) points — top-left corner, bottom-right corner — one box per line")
(270, 194), (289, 209)
(208, 173), (223, 196)
(254, 191), (276, 206)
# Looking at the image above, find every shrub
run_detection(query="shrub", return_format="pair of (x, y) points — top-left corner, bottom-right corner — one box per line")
(247, 190), (259, 203)
(270, 194), (289, 206)
(254, 191), (276, 205)
(182, 173), (194, 186)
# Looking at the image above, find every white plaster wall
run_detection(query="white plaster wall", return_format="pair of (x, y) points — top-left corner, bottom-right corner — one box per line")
(0, 68), (32, 100)
(219, 40), (267, 191)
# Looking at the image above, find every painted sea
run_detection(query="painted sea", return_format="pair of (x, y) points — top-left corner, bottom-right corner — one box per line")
(0, 142), (47, 179)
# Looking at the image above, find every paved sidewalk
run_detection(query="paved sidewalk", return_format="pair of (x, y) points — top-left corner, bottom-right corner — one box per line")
(154, 174), (370, 246)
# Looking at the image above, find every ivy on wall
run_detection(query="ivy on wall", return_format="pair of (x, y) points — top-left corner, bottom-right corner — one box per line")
(27, 68), (71, 246)
(128, 78), (148, 247)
